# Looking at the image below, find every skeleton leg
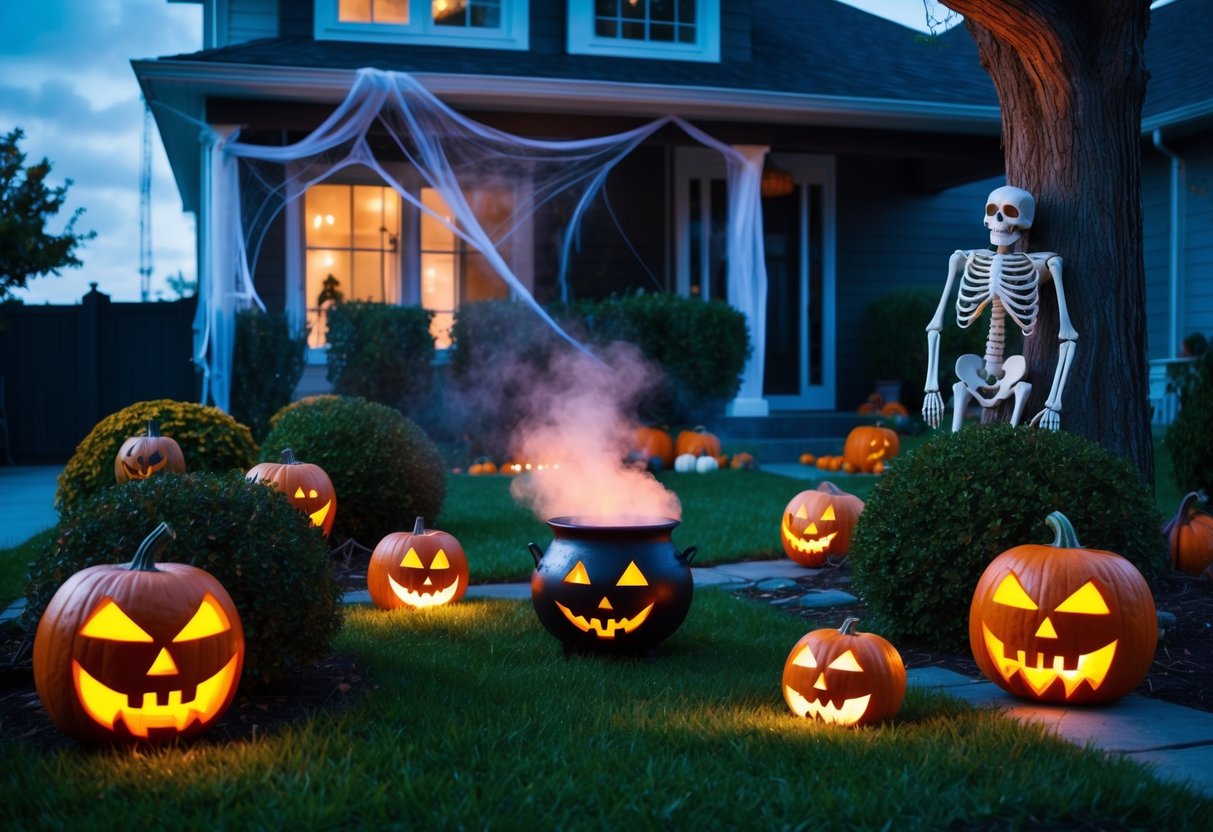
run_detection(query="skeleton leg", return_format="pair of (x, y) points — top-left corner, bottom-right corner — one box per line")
(951, 381), (971, 432)
(1009, 381), (1033, 427)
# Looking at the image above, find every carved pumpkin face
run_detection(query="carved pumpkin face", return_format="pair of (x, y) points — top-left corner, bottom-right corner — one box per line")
(969, 512), (1157, 704)
(530, 517), (694, 655)
(782, 618), (906, 727)
(842, 426), (900, 474)
(246, 448), (337, 537)
(367, 517), (469, 609)
(780, 482), (864, 567)
(114, 420), (186, 483)
(33, 523), (244, 742)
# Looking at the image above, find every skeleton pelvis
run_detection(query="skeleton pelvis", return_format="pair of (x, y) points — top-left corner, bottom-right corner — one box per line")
(955, 354), (1026, 406)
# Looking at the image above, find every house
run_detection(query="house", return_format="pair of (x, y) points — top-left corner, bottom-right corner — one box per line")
(132, 0), (1211, 420)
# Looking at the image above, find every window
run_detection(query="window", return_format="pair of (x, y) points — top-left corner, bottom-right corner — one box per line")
(316, 0), (528, 49)
(304, 184), (401, 349)
(568, 0), (719, 61)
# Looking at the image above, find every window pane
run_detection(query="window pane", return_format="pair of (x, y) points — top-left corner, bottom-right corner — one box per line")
(339, 0), (371, 22)
(376, 0), (409, 23)
(421, 189), (456, 248)
(352, 185), (387, 248)
(595, 19), (617, 37)
(471, 3), (500, 28)
(621, 21), (644, 39)
(651, 0), (675, 23)
(676, 23), (695, 43)
(306, 185), (350, 248)
(433, 0), (466, 25)
(650, 22), (674, 41)
(677, 0), (696, 23)
(595, 0), (618, 16)
(621, 0), (644, 21)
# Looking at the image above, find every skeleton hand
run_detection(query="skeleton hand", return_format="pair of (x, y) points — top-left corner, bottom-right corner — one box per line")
(1030, 407), (1061, 431)
(922, 390), (944, 429)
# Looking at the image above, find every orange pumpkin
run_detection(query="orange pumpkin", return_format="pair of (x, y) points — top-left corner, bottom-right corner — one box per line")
(843, 425), (900, 473)
(880, 401), (909, 419)
(33, 523), (244, 742)
(468, 457), (498, 475)
(782, 617), (906, 726)
(675, 426), (721, 458)
(114, 419), (186, 483)
(857, 393), (883, 415)
(1161, 491), (1213, 576)
(246, 448), (337, 538)
(969, 511), (1157, 704)
(368, 517), (469, 609)
(633, 426), (675, 468)
(799, 453), (816, 466)
(730, 452), (756, 470)
(779, 481), (864, 566)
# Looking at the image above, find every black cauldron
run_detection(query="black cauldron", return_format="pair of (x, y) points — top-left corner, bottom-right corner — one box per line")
(528, 515), (695, 655)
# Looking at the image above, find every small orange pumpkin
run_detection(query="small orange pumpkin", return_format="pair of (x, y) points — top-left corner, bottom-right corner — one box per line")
(1161, 491), (1213, 576)
(246, 448), (337, 538)
(114, 420), (186, 483)
(468, 457), (499, 476)
(857, 393), (883, 415)
(675, 426), (721, 459)
(633, 426), (676, 468)
(368, 517), (469, 609)
(782, 617), (906, 726)
(779, 481), (864, 566)
(730, 452), (756, 470)
(880, 401), (909, 419)
(843, 425), (900, 473)
(799, 452), (816, 466)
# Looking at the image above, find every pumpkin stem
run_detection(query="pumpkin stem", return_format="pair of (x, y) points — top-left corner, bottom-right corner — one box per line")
(281, 448), (299, 465)
(146, 419), (161, 437)
(413, 516), (426, 535)
(1045, 511), (1082, 549)
(129, 522), (175, 572)
(837, 617), (861, 636)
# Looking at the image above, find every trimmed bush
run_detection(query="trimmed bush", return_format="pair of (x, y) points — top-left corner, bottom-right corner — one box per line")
(1164, 349), (1213, 495)
(260, 396), (446, 546)
(325, 301), (435, 418)
(851, 423), (1167, 652)
(56, 399), (258, 515)
(230, 309), (308, 442)
(25, 472), (341, 686)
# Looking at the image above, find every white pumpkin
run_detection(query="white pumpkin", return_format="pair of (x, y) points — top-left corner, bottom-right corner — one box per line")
(695, 455), (719, 474)
(674, 453), (699, 473)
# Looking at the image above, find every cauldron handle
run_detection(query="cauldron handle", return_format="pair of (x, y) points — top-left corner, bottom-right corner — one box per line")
(677, 546), (697, 565)
(528, 542), (545, 567)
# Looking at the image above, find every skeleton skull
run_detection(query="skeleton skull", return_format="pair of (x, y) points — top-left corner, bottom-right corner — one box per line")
(983, 185), (1035, 247)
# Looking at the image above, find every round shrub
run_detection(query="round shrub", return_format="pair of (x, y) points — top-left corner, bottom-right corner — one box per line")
(851, 423), (1167, 652)
(25, 472), (342, 686)
(57, 399), (258, 515)
(260, 396), (446, 546)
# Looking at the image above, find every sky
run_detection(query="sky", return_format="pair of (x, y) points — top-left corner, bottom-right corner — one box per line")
(0, 0), (956, 305)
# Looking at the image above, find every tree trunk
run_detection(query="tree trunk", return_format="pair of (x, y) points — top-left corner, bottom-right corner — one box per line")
(942, 0), (1155, 486)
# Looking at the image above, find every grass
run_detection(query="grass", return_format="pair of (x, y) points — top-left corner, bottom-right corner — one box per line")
(4, 591), (1210, 828)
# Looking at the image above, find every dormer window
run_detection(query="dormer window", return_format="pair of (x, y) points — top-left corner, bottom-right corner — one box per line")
(568, 0), (720, 62)
(317, 0), (528, 49)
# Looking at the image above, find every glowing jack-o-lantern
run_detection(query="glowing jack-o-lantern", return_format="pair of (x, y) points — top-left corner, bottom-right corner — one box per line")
(529, 516), (695, 655)
(779, 482), (864, 567)
(842, 426), (900, 474)
(969, 511), (1157, 704)
(782, 617), (906, 727)
(33, 522), (244, 742)
(367, 517), (469, 609)
(114, 419), (186, 483)
(246, 448), (337, 537)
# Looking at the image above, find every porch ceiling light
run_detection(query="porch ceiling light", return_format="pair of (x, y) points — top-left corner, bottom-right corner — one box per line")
(761, 163), (794, 199)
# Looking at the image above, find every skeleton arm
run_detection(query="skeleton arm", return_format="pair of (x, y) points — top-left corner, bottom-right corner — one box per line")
(923, 250), (968, 428)
(1029, 255), (1078, 430)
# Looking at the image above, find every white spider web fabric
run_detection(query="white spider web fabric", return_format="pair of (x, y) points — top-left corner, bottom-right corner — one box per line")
(198, 68), (766, 412)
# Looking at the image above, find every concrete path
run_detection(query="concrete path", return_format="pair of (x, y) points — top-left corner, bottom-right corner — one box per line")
(2, 465), (1211, 796)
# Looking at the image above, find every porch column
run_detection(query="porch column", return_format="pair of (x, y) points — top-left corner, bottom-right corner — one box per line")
(725, 144), (769, 418)
(199, 124), (240, 412)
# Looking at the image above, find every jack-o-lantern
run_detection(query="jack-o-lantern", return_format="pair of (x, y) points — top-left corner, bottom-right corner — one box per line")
(246, 448), (337, 538)
(969, 511), (1157, 704)
(33, 522), (244, 742)
(675, 426), (721, 459)
(842, 426), (900, 474)
(114, 419), (186, 483)
(529, 516), (695, 655)
(782, 617), (906, 727)
(1161, 491), (1213, 577)
(367, 517), (469, 609)
(780, 482), (864, 567)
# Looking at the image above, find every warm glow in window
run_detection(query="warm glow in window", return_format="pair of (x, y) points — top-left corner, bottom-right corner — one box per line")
(340, 0), (409, 23)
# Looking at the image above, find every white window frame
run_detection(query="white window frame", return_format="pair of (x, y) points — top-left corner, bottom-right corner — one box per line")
(315, 0), (529, 50)
(568, 0), (719, 62)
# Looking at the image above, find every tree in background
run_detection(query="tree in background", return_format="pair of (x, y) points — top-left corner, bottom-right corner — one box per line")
(940, 0), (1155, 484)
(0, 128), (95, 301)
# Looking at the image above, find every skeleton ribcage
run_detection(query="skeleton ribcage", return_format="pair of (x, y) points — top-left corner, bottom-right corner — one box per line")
(956, 252), (1039, 336)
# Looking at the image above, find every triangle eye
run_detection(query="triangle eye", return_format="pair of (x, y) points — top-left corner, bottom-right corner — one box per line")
(294, 486), (306, 498)
(563, 560), (591, 585)
(431, 550), (450, 569)
(791, 644), (817, 668)
(820, 505), (836, 521)
(174, 594), (232, 641)
(617, 561), (648, 586)
(401, 547), (425, 568)
(79, 599), (154, 642)
(794, 504), (808, 520)
(992, 573), (1038, 610)
(827, 650), (863, 672)
(1055, 580), (1110, 614)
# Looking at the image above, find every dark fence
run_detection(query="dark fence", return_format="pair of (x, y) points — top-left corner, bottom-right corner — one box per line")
(0, 285), (198, 464)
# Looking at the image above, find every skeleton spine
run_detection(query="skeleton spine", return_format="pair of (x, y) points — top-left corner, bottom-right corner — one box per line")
(984, 296), (1006, 379)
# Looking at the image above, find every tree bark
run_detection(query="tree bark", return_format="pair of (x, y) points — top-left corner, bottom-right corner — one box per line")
(941, 0), (1155, 486)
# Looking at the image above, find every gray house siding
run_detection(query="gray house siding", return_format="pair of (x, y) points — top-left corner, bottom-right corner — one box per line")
(225, 0), (278, 45)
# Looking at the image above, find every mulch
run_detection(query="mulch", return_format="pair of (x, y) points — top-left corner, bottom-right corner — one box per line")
(3, 552), (1210, 750)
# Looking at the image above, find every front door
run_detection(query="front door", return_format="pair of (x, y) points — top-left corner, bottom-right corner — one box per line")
(675, 149), (835, 409)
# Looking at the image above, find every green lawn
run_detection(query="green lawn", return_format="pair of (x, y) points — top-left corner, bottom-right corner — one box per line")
(4, 592), (1209, 828)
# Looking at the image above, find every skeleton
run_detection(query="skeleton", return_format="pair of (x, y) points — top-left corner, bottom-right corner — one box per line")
(922, 185), (1078, 431)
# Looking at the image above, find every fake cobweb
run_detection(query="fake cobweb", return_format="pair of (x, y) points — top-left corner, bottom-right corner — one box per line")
(196, 68), (766, 411)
